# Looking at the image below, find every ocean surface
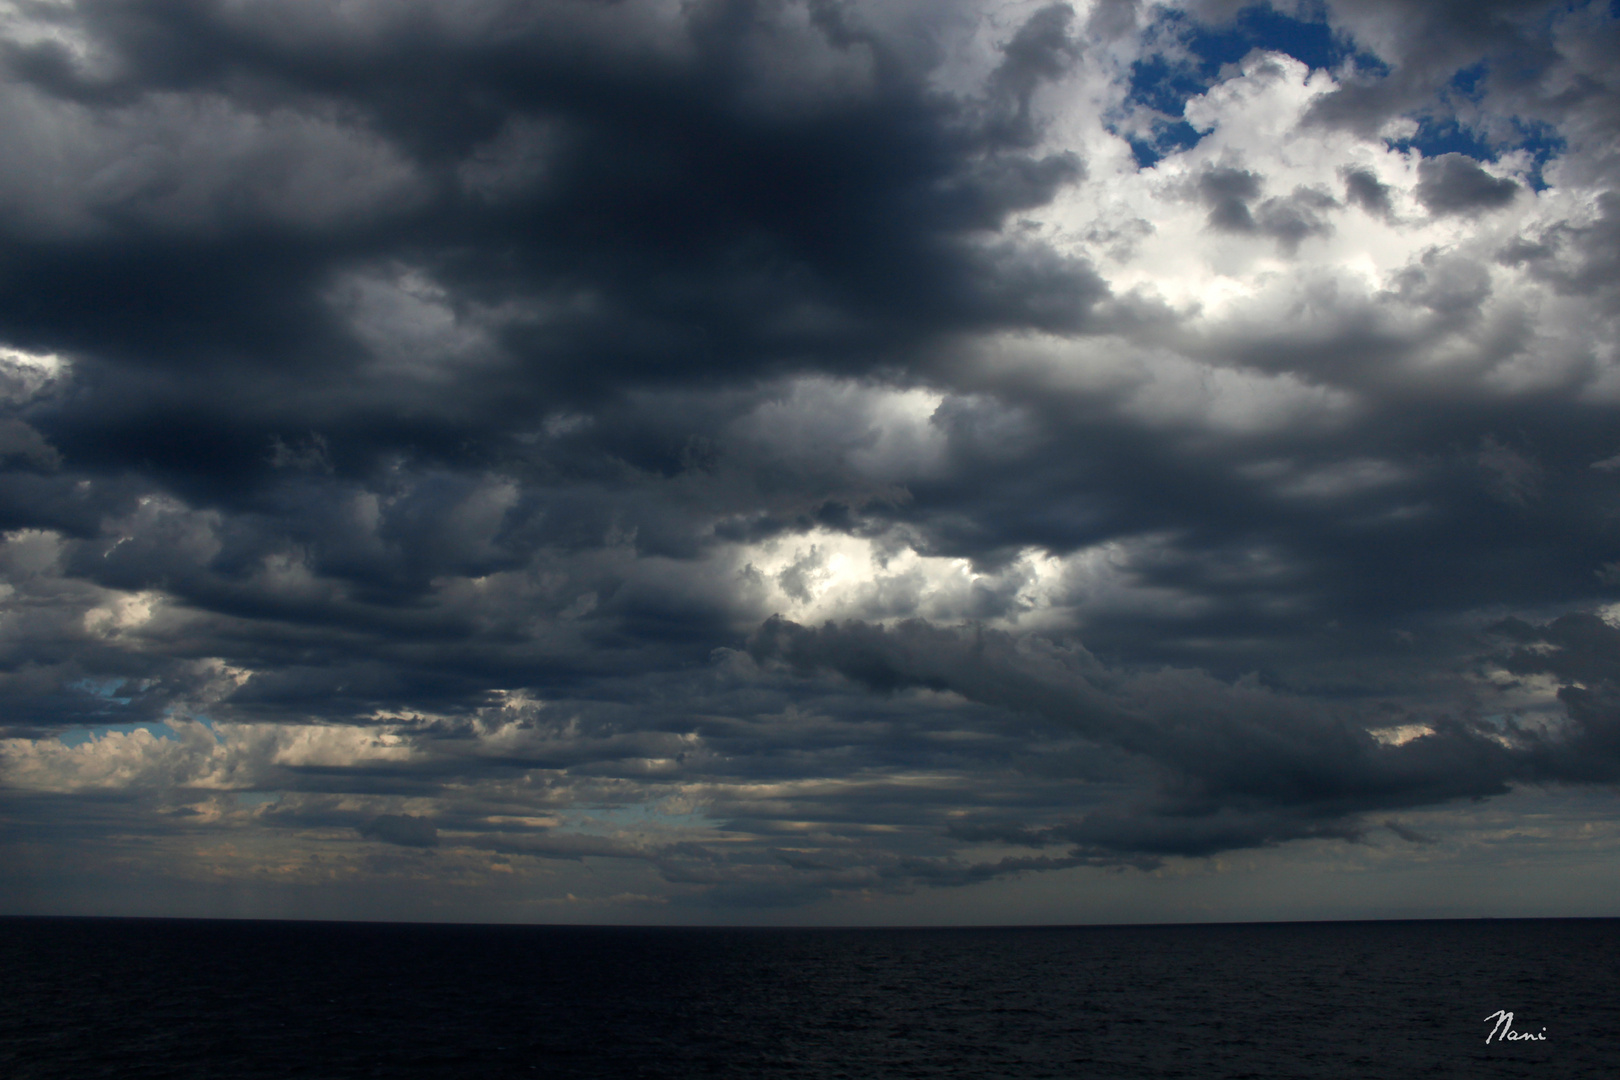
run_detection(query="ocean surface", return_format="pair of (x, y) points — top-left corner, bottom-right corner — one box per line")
(2, 917), (1613, 1079)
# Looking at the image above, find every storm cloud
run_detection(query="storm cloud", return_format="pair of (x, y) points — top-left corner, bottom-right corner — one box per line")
(2, 0), (1618, 922)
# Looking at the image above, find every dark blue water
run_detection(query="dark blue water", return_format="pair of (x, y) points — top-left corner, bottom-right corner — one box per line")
(2, 917), (1612, 1078)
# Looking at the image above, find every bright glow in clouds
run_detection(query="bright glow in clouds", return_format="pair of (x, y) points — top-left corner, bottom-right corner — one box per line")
(2, 716), (421, 793)
(0, 345), (67, 401)
(727, 527), (1200, 631)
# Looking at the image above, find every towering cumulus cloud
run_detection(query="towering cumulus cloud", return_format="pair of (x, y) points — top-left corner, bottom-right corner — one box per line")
(2, 0), (1618, 922)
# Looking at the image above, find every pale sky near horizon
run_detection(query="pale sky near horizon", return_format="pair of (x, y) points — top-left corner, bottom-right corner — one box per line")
(2, 0), (1619, 924)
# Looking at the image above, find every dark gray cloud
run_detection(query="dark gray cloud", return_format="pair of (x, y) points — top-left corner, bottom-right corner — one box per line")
(1489, 613), (1620, 781)
(1499, 190), (1620, 308)
(1304, 0), (1592, 134)
(1416, 153), (1520, 215)
(0, 0), (1095, 402)
(986, 2), (1083, 146)
(1342, 166), (1393, 217)
(1199, 165), (1265, 231)
(748, 614), (1620, 859)
(1194, 166), (1335, 250)
(1383, 819), (1435, 844)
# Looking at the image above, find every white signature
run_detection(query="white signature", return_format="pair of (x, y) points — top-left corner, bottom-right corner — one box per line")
(1484, 1010), (1547, 1044)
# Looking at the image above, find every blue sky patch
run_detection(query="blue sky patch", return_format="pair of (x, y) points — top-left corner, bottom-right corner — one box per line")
(1184, 5), (1349, 74)
(1128, 51), (1209, 118)
(1120, 120), (1204, 168)
(1391, 120), (1498, 163)
(1123, 4), (1379, 167)
(1390, 118), (1566, 191)
(1449, 62), (1488, 99)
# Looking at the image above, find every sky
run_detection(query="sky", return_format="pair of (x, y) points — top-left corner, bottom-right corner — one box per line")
(1, 0), (1618, 926)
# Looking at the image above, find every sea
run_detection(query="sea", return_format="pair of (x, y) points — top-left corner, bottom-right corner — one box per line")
(2, 917), (1613, 1079)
